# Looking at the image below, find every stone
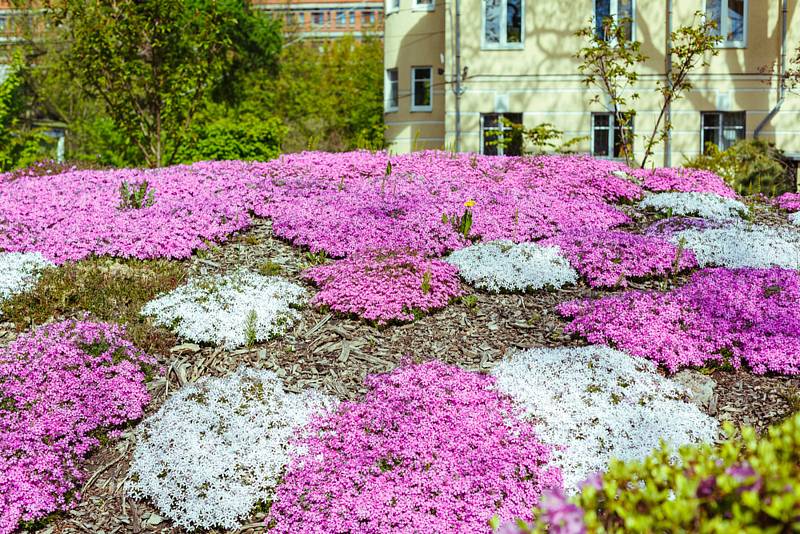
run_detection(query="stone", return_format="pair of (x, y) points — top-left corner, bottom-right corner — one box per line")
(673, 370), (718, 415)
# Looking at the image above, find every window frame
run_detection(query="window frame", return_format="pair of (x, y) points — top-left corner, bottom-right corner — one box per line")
(412, 0), (435, 12)
(591, 112), (634, 160)
(594, 0), (635, 41)
(410, 66), (433, 112)
(481, 0), (525, 50)
(385, 68), (399, 112)
(387, 0), (400, 14)
(700, 111), (746, 153)
(705, 0), (748, 48)
(481, 113), (523, 156)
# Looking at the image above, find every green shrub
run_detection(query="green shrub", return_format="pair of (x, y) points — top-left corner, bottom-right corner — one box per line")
(515, 411), (800, 533)
(175, 115), (286, 163)
(684, 139), (794, 196)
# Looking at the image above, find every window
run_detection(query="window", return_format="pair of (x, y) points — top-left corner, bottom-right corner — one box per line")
(592, 113), (633, 159)
(706, 0), (746, 46)
(595, 0), (634, 40)
(483, 0), (523, 48)
(349, 11), (356, 24)
(363, 10), (376, 24)
(388, 0), (400, 13)
(0, 16), (6, 32)
(297, 12), (305, 25)
(413, 0), (435, 11)
(411, 67), (432, 112)
(701, 111), (745, 152)
(482, 113), (523, 156)
(336, 11), (346, 26)
(311, 11), (324, 26)
(386, 69), (399, 111)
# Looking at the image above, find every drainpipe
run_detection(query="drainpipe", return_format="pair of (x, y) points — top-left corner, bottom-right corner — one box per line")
(754, 0), (788, 138)
(454, 0), (462, 152)
(664, 0), (672, 166)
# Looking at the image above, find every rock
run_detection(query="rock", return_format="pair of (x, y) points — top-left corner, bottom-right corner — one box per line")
(673, 370), (718, 415)
(146, 513), (163, 526)
(170, 343), (201, 353)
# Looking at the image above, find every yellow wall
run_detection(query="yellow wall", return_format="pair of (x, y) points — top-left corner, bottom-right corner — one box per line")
(385, 0), (800, 166)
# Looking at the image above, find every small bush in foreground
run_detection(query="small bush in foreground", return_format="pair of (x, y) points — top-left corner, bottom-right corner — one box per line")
(512, 411), (800, 533)
(0, 320), (156, 534)
(268, 361), (561, 532)
(1, 258), (184, 354)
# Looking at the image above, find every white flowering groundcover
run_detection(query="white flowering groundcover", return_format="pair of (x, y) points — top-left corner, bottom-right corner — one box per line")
(0, 252), (52, 304)
(639, 192), (748, 220)
(673, 223), (800, 269)
(127, 367), (336, 530)
(492, 346), (718, 491)
(141, 270), (307, 348)
(790, 211), (800, 226)
(446, 240), (577, 292)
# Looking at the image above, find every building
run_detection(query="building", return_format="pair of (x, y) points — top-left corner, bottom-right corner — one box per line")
(384, 0), (800, 169)
(254, 0), (383, 40)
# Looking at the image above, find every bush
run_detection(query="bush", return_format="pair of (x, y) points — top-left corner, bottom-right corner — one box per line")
(684, 139), (793, 196)
(514, 410), (800, 533)
(174, 115), (286, 163)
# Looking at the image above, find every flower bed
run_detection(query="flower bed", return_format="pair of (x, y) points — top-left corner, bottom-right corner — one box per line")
(128, 367), (335, 530)
(774, 192), (800, 211)
(445, 241), (577, 292)
(559, 268), (800, 375)
(492, 346), (718, 491)
(0, 252), (52, 303)
(541, 230), (696, 288)
(673, 223), (800, 269)
(638, 192), (748, 220)
(141, 270), (306, 348)
(627, 167), (737, 198)
(267, 361), (561, 532)
(303, 251), (462, 323)
(0, 320), (155, 534)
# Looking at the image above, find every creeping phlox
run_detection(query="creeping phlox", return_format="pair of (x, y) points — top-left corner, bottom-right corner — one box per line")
(627, 167), (738, 198)
(302, 251), (463, 323)
(0, 252), (52, 303)
(127, 367), (336, 530)
(541, 230), (697, 288)
(141, 270), (307, 349)
(445, 240), (578, 293)
(789, 211), (800, 227)
(638, 192), (749, 221)
(253, 151), (640, 257)
(267, 361), (561, 533)
(0, 161), (263, 263)
(492, 346), (719, 491)
(672, 223), (800, 269)
(0, 320), (156, 534)
(559, 268), (800, 375)
(774, 192), (800, 211)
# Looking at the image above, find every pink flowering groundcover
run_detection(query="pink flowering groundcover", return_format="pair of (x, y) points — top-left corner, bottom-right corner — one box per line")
(267, 361), (561, 533)
(559, 267), (800, 375)
(0, 320), (156, 534)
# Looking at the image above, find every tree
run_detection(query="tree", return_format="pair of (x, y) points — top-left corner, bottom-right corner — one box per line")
(577, 12), (721, 168)
(47, 0), (281, 167)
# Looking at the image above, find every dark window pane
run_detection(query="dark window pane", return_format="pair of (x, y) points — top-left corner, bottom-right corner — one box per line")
(595, 0), (611, 38)
(706, 0), (722, 36)
(506, 0), (522, 43)
(413, 69), (431, 107)
(618, 0), (633, 39)
(728, 0), (745, 41)
(702, 113), (720, 128)
(593, 118), (610, 157)
(702, 127), (720, 153)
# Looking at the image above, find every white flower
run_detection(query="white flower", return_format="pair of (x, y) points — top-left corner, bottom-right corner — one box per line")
(639, 192), (748, 220)
(127, 367), (336, 530)
(790, 211), (800, 226)
(141, 270), (306, 348)
(445, 240), (577, 293)
(0, 252), (52, 303)
(673, 223), (800, 269)
(492, 345), (718, 492)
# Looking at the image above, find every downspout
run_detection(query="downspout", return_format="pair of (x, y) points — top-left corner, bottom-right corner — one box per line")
(454, 0), (462, 152)
(664, 0), (672, 166)
(754, 0), (788, 138)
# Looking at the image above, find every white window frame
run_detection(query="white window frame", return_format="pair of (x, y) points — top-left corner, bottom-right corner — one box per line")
(700, 111), (746, 153)
(594, 0), (635, 40)
(387, 0), (400, 14)
(385, 68), (399, 112)
(410, 66), (433, 112)
(481, 0), (525, 50)
(705, 0), (748, 48)
(591, 112), (633, 160)
(412, 0), (435, 12)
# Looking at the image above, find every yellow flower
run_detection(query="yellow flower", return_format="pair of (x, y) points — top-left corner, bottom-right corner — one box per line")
(464, 199), (476, 208)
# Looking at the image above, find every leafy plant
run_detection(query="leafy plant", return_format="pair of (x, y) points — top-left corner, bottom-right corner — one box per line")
(258, 260), (283, 277)
(244, 309), (258, 348)
(119, 180), (155, 210)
